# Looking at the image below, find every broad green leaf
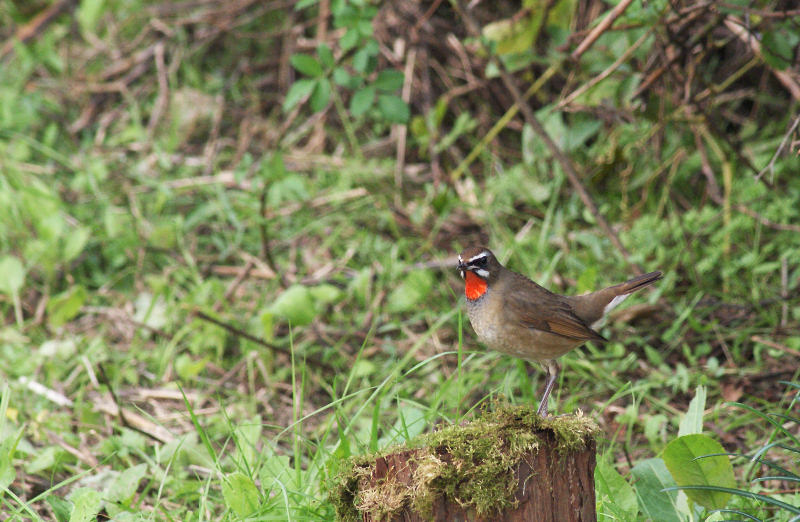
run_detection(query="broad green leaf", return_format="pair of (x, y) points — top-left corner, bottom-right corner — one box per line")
(386, 271), (433, 313)
(47, 495), (72, 522)
(267, 173), (308, 205)
(353, 46), (374, 73)
(68, 488), (101, 522)
(310, 78), (331, 112)
(340, 28), (360, 51)
(283, 78), (316, 111)
(357, 19), (373, 38)
(261, 151), (286, 181)
(268, 284), (316, 326)
(350, 86), (375, 116)
(563, 117), (602, 152)
(261, 451), (293, 488)
(234, 416), (262, 466)
(377, 94), (410, 123)
(105, 463), (147, 504)
(348, 268), (371, 306)
(351, 359), (375, 378)
(77, 0), (106, 35)
(47, 285), (88, 328)
(0, 453), (15, 492)
(761, 29), (795, 70)
(25, 446), (64, 474)
(678, 385), (706, 436)
(373, 70), (404, 92)
(175, 353), (209, 380)
(482, 6), (544, 55)
(317, 43), (334, 68)
(0, 256), (25, 296)
(310, 284), (343, 305)
(663, 434), (735, 510)
(290, 53), (323, 77)
(332, 67), (355, 88)
(631, 458), (684, 522)
(133, 292), (167, 331)
(63, 226), (90, 262)
(222, 472), (260, 518)
(595, 459), (637, 521)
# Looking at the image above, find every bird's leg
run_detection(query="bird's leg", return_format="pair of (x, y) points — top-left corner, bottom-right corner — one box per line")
(536, 361), (559, 417)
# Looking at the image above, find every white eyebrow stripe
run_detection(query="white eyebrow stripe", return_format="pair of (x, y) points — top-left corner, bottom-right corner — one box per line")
(467, 252), (488, 263)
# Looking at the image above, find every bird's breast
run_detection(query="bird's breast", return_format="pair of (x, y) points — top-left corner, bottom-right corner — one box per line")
(465, 290), (584, 362)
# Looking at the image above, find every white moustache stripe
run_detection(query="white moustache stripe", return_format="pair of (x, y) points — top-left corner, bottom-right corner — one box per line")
(474, 268), (489, 278)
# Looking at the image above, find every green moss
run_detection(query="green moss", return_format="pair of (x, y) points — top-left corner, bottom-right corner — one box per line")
(329, 405), (598, 520)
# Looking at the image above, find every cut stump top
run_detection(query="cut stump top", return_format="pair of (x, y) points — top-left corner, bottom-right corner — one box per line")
(330, 406), (599, 522)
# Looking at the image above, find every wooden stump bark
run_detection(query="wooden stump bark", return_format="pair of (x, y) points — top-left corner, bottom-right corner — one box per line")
(332, 408), (598, 522)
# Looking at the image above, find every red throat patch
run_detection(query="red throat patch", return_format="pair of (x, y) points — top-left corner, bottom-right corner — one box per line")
(464, 271), (488, 300)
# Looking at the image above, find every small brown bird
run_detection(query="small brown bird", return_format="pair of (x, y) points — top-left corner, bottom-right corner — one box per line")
(457, 246), (662, 416)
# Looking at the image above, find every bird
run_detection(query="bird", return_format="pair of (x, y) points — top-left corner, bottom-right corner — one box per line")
(457, 245), (662, 416)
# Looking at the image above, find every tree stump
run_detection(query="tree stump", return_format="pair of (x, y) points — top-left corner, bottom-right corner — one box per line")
(331, 406), (598, 522)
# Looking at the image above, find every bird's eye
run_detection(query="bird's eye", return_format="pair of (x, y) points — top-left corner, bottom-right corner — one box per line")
(475, 257), (487, 267)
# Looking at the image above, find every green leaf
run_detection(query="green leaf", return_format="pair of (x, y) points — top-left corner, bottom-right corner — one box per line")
(353, 47), (372, 73)
(373, 70), (404, 92)
(630, 458), (684, 522)
(350, 86), (375, 116)
(234, 416), (262, 466)
(317, 43), (334, 68)
(310, 78), (331, 112)
(663, 434), (735, 510)
(0, 256), (25, 296)
(386, 270), (433, 313)
(678, 385), (706, 436)
(25, 446), (64, 474)
(310, 284), (343, 305)
(482, 11), (543, 56)
(357, 19), (374, 37)
(222, 472), (260, 518)
(283, 78), (316, 111)
(348, 268), (372, 306)
(261, 451), (293, 488)
(133, 292), (167, 331)
(290, 53), (323, 77)
(47, 285), (88, 328)
(77, 0), (106, 35)
(105, 463), (147, 505)
(47, 495), (73, 522)
(63, 226), (90, 262)
(0, 452), (15, 492)
(68, 488), (101, 522)
(595, 459), (638, 521)
(340, 28), (360, 51)
(761, 29), (795, 70)
(175, 353), (209, 380)
(377, 94), (410, 123)
(268, 284), (316, 326)
(332, 67), (354, 87)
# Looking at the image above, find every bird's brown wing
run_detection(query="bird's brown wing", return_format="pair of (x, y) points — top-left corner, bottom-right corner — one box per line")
(505, 279), (607, 342)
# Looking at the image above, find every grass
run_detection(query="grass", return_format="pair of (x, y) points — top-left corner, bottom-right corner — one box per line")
(1, 0), (799, 520)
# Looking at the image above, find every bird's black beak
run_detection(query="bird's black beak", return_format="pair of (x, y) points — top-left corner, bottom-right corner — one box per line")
(457, 260), (467, 278)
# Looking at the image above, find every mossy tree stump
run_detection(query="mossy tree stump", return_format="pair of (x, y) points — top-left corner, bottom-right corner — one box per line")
(331, 407), (598, 521)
